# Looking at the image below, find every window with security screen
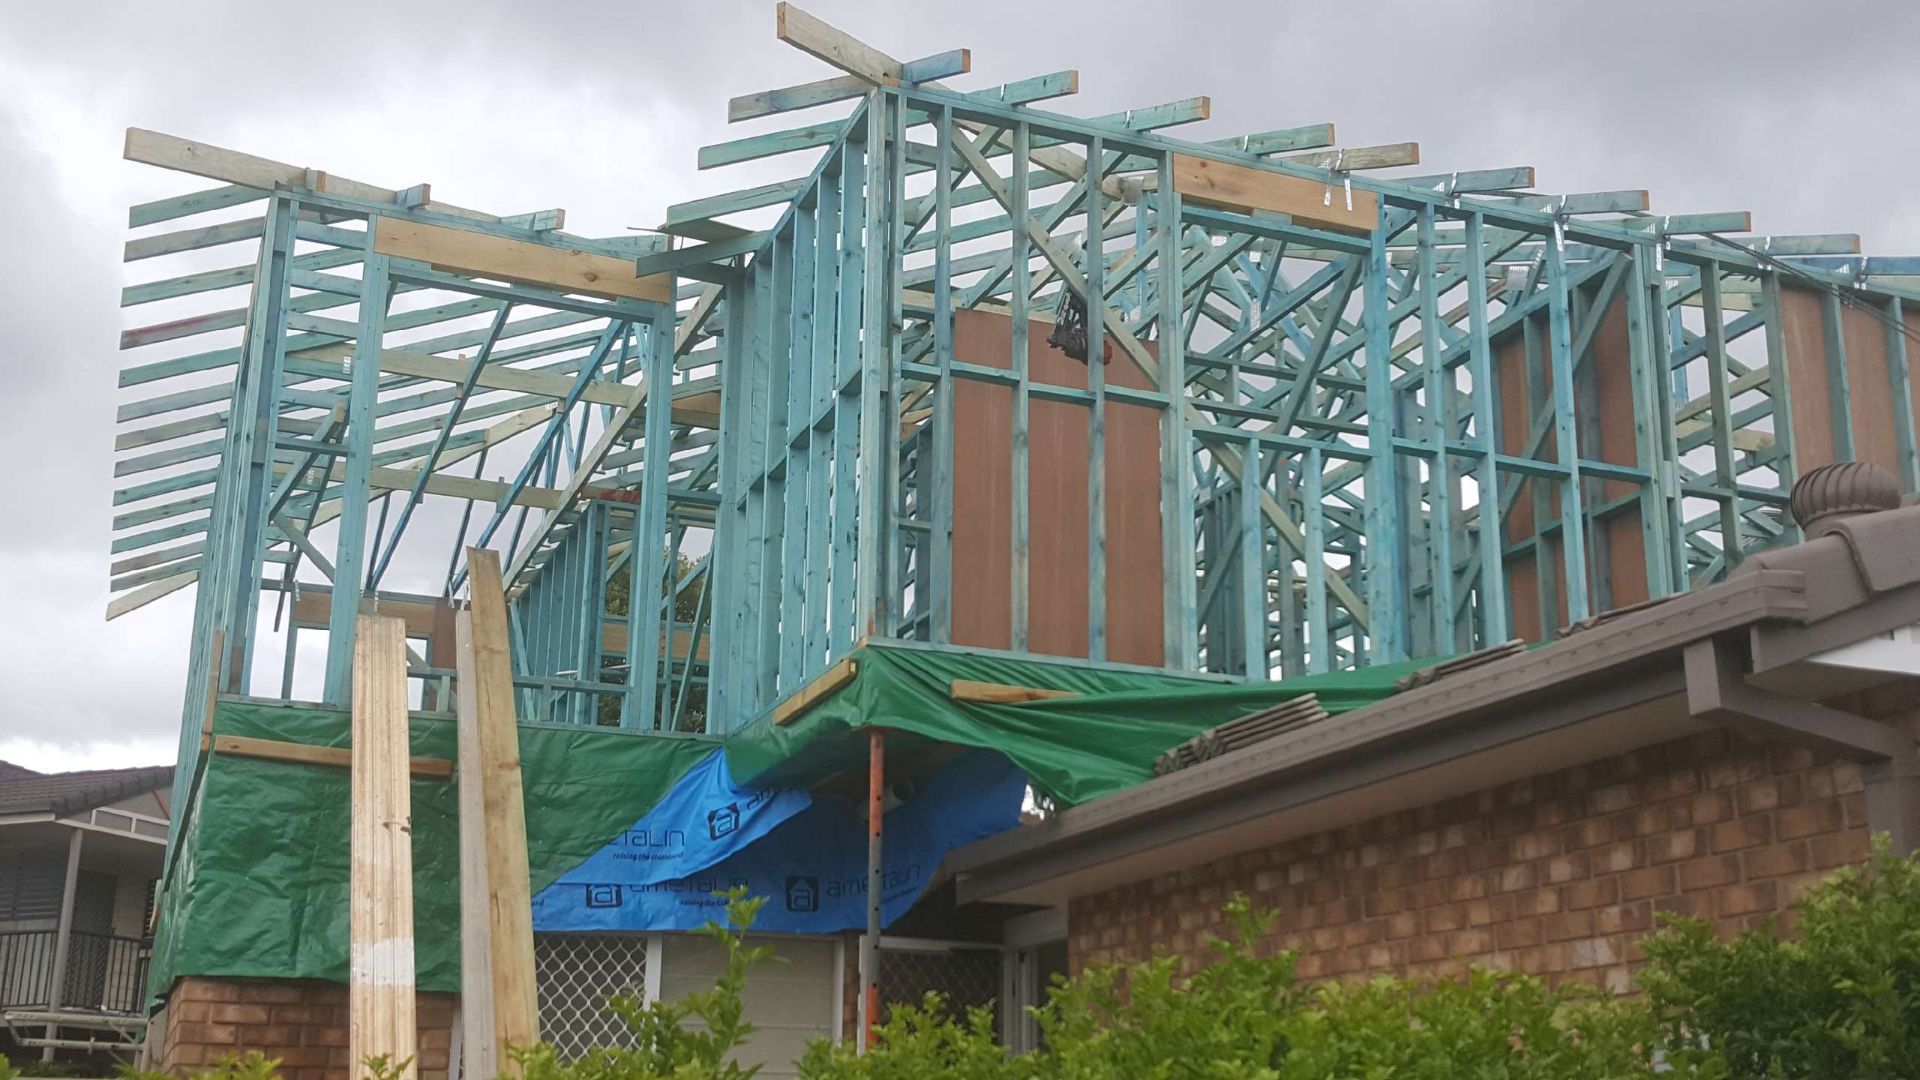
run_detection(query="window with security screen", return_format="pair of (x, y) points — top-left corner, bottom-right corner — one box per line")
(533, 933), (650, 1059)
(876, 940), (1008, 1040)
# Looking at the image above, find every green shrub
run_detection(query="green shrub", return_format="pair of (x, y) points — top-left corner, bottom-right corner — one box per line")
(796, 998), (1014, 1080)
(1641, 834), (1920, 1079)
(1275, 970), (1659, 1079)
(121, 1050), (285, 1080)
(1030, 895), (1300, 1078)
(801, 896), (1663, 1079)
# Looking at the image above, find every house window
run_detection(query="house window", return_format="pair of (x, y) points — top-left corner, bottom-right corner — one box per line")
(0, 852), (63, 923)
(872, 937), (1010, 1040)
(533, 932), (651, 1060)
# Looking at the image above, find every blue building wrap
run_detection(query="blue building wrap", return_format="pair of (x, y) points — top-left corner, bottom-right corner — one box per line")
(532, 748), (1027, 933)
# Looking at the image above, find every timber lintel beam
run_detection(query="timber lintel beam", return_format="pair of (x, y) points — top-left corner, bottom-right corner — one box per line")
(374, 217), (673, 305)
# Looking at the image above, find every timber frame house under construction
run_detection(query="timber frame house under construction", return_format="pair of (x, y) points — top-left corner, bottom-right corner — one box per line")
(88, 3), (1920, 1073)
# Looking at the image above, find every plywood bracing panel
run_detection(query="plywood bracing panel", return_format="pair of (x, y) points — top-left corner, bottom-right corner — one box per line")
(1493, 283), (1646, 641)
(1776, 285), (1837, 471)
(948, 309), (1165, 666)
(1841, 297), (1900, 473)
(1492, 320), (1547, 642)
(1588, 285), (1651, 615)
(1777, 283), (1920, 484)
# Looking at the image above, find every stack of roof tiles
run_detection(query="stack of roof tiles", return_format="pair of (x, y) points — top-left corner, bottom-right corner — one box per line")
(1154, 694), (1330, 776)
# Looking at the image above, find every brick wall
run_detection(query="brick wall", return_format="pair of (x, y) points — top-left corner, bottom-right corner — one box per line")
(1069, 729), (1872, 993)
(150, 977), (455, 1080)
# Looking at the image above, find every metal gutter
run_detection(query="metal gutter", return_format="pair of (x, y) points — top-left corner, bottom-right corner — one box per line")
(951, 569), (1811, 903)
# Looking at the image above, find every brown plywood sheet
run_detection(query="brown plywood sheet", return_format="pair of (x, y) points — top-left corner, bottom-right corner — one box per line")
(1776, 285), (1836, 471)
(1494, 314), (1550, 640)
(1841, 301), (1898, 474)
(1776, 284), (1915, 481)
(1587, 289), (1648, 611)
(1490, 280), (1644, 637)
(949, 310), (1165, 666)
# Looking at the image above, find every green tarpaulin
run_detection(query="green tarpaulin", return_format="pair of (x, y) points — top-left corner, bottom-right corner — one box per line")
(152, 643), (1418, 999)
(150, 703), (714, 995)
(726, 642), (1422, 806)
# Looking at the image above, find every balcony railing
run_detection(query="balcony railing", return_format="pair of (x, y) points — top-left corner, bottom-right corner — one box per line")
(0, 931), (149, 1015)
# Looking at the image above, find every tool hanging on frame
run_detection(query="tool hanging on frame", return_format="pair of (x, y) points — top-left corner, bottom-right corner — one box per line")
(1047, 290), (1113, 365)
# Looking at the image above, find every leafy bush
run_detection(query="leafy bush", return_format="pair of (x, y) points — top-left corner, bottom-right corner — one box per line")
(796, 999), (1013, 1080)
(1275, 970), (1658, 1080)
(13, 1060), (121, 1079)
(800, 896), (1661, 1079)
(1031, 896), (1301, 1078)
(1640, 834), (1920, 1079)
(121, 1050), (285, 1080)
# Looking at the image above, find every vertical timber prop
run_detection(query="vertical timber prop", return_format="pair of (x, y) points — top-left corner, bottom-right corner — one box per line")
(455, 547), (540, 1074)
(350, 613), (418, 1080)
(859, 729), (885, 1052)
(454, 609), (496, 1080)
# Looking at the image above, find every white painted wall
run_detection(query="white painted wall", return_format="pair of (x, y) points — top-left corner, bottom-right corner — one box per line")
(656, 934), (840, 1079)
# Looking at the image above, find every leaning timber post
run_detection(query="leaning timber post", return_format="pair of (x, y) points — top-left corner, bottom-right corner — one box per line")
(460, 547), (539, 1072)
(351, 613), (419, 1080)
(859, 728), (886, 1051)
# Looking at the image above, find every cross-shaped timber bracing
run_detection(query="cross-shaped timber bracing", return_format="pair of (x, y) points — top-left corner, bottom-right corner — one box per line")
(111, 5), (1920, 812)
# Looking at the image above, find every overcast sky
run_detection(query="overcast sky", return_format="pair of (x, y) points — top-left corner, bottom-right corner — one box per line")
(0, 0), (1915, 773)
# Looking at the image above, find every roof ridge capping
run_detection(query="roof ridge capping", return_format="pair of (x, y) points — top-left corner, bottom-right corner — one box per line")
(1737, 462), (1920, 599)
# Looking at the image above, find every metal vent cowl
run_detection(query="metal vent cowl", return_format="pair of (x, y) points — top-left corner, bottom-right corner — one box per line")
(1789, 461), (1900, 535)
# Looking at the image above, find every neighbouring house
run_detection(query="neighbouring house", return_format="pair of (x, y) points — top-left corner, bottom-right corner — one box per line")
(0, 761), (171, 1062)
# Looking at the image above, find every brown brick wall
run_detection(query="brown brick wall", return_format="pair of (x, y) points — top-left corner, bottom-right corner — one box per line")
(151, 977), (455, 1080)
(1069, 729), (1872, 993)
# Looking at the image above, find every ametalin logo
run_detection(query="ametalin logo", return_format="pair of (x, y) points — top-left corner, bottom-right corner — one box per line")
(629, 874), (752, 895)
(615, 827), (686, 852)
(823, 863), (921, 898)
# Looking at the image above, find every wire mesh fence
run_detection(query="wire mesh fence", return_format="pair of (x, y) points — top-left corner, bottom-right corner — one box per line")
(533, 932), (650, 1059)
(875, 939), (1007, 1039)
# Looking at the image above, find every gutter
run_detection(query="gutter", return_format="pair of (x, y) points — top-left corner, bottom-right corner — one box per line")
(952, 569), (1811, 904)
(1684, 634), (1920, 853)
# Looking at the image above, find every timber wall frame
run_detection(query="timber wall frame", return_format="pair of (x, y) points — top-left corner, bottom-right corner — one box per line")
(683, 9), (1920, 725)
(109, 5), (1920, 825)
(112, 135), (700, 840)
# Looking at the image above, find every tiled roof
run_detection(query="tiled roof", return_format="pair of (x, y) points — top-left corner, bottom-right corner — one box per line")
(0, 763), (174, 818)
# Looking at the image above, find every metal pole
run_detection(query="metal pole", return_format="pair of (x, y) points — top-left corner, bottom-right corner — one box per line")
(43, 826), (83, 1061)
(859, 729), (885, 1052)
